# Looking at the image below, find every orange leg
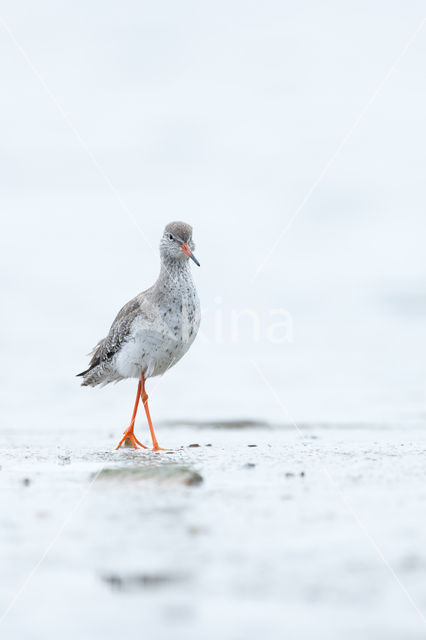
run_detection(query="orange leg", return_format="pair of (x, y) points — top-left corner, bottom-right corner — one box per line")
(116, 379), (148, 450)
(140, 373), (170, 451)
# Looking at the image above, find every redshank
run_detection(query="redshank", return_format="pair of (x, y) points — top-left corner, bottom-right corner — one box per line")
(77, 221), (201, 451)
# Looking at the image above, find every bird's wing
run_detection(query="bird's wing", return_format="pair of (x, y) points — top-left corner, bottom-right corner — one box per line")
(80, 291), (156, 375)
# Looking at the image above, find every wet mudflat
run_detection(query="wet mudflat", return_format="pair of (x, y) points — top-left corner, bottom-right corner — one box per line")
(1, 423), (426, 639)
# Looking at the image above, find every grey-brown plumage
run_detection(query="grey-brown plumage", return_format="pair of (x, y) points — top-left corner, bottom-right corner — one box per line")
(77, 221), (200, 388)
(77, 295), (145, 386)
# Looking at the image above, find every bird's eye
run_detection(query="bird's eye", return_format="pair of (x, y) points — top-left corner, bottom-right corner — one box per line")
(169, 234), (173, 240)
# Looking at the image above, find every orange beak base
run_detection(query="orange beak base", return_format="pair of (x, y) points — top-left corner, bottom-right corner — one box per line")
(181, 243), (200, 266)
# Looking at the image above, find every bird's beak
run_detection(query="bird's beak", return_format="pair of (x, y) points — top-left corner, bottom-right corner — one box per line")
(181, 243), (200, 266)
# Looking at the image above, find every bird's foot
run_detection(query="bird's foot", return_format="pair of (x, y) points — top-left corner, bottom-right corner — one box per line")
(116, 427), (148, 450)
(151, 444), (173, 452)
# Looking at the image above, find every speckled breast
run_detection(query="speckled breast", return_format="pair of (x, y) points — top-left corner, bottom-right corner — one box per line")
(115, 284), (200, 379)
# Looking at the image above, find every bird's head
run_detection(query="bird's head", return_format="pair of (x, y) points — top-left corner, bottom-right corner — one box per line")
(160, 221), (200, 266)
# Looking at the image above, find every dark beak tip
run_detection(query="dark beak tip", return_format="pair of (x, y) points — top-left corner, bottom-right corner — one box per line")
(182, 243), (200, 266)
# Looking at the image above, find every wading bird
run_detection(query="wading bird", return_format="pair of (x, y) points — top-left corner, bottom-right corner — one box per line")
(77, 221), (201, 451)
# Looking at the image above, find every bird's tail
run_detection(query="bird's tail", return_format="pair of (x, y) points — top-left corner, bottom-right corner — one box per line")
(76, 366), (92, 378)
(77, 341), (104, 386)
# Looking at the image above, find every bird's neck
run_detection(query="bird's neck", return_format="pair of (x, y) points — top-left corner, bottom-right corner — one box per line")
(157, 257), (193, 289)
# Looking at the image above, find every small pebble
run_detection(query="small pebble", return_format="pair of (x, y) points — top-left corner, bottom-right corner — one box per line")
(22, 478), (31, 487)
(285, 472), (295, 478)
(248, 444), (257, 448)
(188, 444), (200, 448)
(244, 463), (256, 469)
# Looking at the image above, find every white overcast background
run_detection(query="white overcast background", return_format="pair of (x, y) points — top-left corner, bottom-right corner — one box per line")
(1, 0), (425, 432)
